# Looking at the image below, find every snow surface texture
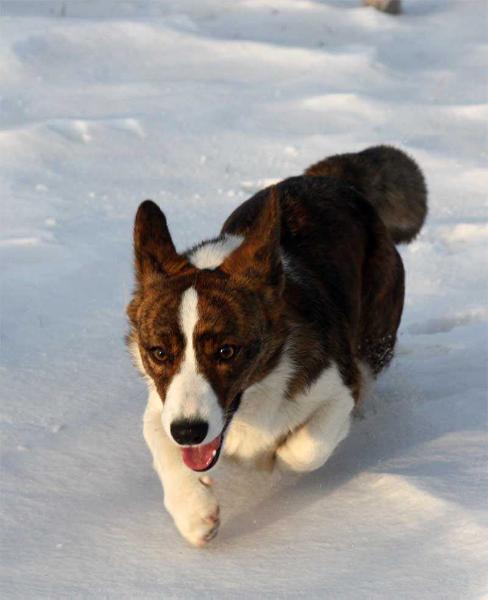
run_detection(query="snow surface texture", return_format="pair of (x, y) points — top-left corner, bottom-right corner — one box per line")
(1, 1), (487, 598)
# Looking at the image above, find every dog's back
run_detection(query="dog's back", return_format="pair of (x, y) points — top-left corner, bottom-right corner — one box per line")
(222, 146), (427, 389)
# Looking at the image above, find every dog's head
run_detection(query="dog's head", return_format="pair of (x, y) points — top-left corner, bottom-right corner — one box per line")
(127, 191), (286, 471)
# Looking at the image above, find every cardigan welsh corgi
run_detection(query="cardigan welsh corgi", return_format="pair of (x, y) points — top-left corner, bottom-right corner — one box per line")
(127, 145), (427, 546)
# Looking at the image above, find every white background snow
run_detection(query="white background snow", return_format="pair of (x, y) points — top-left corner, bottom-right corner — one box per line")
(1, 0), (487, 598)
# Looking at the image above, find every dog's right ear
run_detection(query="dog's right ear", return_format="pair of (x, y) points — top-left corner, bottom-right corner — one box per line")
(133, 200), (188, 284)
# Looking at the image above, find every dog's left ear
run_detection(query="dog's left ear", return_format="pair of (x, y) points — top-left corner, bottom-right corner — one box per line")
(221, 187), (283, 291)
(133, 200), (189, 284)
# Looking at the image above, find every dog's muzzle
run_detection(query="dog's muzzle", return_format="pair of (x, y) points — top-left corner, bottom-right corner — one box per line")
(181, 393), (242, 472)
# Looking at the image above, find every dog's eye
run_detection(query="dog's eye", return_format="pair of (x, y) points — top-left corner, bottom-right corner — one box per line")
(217, 344), (237, 361)
(149, 347), (168, 363)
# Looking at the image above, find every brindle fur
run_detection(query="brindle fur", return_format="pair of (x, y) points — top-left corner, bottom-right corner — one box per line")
(305, 145), (427, 244)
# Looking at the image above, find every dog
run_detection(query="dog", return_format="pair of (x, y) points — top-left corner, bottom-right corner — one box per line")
(127, 145), (427, 546)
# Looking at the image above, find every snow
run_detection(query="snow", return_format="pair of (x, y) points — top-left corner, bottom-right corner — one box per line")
(1, 0), (487, 597)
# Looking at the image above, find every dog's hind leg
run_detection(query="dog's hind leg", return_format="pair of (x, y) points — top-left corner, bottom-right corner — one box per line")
(275, 391), (354, 473)
(143, 392), (221, 547)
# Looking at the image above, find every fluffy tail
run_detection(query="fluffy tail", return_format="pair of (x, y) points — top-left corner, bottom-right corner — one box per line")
(305, 145), (427, 244)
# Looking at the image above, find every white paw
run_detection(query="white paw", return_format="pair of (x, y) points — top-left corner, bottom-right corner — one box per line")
(165, 480), (220, 547)
(275, 427), (332, 473)
(276, 403), (352, 473)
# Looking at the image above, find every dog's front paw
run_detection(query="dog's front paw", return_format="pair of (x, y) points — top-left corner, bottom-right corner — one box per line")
(164, 479), (220, 547)
(275, 427), (330, 473)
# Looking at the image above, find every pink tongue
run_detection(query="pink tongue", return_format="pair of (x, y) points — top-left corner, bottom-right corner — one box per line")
(182, 435), (222, 471)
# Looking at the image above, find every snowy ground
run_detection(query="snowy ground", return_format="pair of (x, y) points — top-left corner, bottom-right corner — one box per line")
(1, 0), (487, 598)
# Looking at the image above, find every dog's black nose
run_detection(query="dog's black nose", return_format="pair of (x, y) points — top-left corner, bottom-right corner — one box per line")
(170, 419), (209, 445)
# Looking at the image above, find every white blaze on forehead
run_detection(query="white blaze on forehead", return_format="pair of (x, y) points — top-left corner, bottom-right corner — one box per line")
(180, 287), (199, 365)
(189, 234), (243, 269)
(161, 286), (224, 444)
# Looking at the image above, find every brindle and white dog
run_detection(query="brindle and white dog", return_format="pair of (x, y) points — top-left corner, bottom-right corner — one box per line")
(127, 146), (427, 546)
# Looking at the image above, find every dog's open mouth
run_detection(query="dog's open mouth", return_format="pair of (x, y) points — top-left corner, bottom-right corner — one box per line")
(180, 393), (242, 472)
(182, 434), (223, 472)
